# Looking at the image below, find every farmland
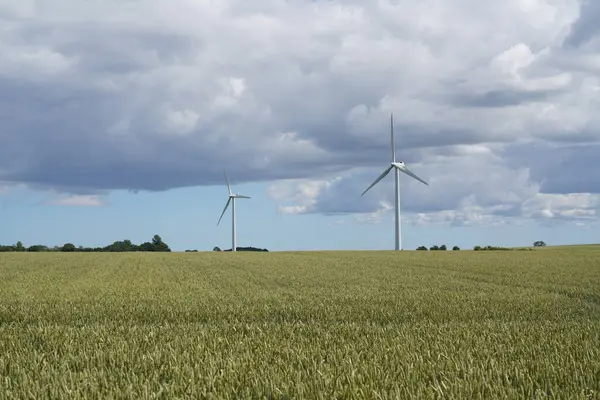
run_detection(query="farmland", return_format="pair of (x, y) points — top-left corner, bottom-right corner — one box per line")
(1, 248), (599, 399)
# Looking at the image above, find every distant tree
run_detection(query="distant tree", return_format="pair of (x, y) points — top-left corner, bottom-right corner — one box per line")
(416, 246), (428, 251)
(430, 245), (440, 251)
(533, 241), (546, 247)
(236, 247), (269, 252)
(15, 241), (25, 252)
(213, 246), (222, 252)
(151, 235), (171, 252)
(474, 245), (482, 251)
(104, 240), (136, 252)
(61, 243), (76, 252)
(452, 246), (460, 251)
(138, 242), (155, 252)
(27, 245), (49, 252)
(440, 245), (447, 251)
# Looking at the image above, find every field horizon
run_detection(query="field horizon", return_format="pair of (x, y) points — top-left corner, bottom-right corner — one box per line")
(186, 242), (600, 253)
(1, 249), (599, 398)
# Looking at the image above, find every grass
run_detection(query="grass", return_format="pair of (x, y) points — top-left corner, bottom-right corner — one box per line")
(1, 249), (599, 399)
(537, 244), (600, 250)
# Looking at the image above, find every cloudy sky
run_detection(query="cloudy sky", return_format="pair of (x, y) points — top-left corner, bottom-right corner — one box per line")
(1, 0), (599, 251)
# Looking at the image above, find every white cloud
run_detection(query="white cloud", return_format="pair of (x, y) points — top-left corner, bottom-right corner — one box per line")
(354, 202), (394, 225)
(266, 141), (600, 226)
(267, 177), (342, 214)
(47, 195), (105, 207)
(0, 182), (27, 196)
(522, 193), (599, 220)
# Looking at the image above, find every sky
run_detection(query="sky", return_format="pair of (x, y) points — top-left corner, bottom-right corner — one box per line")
(1, 0), (599, 251)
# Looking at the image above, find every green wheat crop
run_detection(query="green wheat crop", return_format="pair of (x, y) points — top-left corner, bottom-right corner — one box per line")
(0, 248), (599, 399)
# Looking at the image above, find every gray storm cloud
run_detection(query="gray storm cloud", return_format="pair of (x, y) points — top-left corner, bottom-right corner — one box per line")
(0, 0), (599, 222)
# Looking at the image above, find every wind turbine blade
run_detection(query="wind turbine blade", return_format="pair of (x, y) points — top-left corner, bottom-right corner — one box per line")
(224, 170), (232, 195)
(234, 195), (251, 199)
(361, 165), (394, 196)
(393, 163), (428, 185)
(217, 198), (232, 226)
(391, 113), (396, 162)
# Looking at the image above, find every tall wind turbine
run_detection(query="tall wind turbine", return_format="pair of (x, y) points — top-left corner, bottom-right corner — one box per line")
(217, 170), (251, 252)
(361, 114), (428, 251)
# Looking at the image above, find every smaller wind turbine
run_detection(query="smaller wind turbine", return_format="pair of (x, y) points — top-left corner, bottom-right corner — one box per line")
(361, 113), (428, 251)
(217, 170), (251, 252)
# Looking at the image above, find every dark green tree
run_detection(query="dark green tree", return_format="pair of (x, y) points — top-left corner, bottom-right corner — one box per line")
(138, 242), (155, 252)
(150, 235), (171, 252)
(27, 245), (49, 252)
(104, 240), (133, 252)
(61, 243), (76, 252)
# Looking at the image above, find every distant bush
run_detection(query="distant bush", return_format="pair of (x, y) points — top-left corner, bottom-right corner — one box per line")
(452, 246), (460, 251)
(474, 245), (511, 251)
(224, 247), (269, 252)
(416, 246), (428, 251)
(429, 245), (446, 251)
(533, 241), (547, 247)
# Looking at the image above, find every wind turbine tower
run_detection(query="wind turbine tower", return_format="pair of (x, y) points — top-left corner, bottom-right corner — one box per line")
(217, 170), (251, 252)
(361, 114), (429, 250)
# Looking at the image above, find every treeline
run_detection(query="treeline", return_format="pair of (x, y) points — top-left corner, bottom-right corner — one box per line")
(474, 245), (510, 251)
(416, 245), (461, 251)
(184, 246), (269, 252)
(0, 235), (171, 252)
(416, 244), (534, 251)
(216, 246), (269, 252)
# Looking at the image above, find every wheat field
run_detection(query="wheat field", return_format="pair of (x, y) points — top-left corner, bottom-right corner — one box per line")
(1, 248), (599, 399)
